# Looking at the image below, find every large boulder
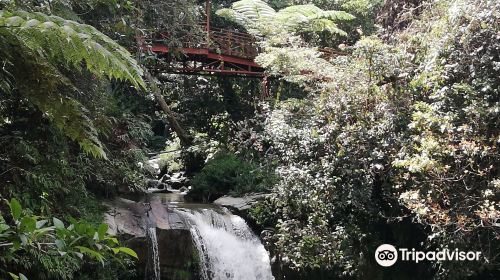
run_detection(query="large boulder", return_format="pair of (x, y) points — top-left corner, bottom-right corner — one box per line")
(160, 172), (190, 190)
(213, 193), (266, 215)
(104, 197), (199, 280)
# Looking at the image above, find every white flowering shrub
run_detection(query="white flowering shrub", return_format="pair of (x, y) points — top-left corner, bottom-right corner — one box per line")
(240, 0), (499, 278)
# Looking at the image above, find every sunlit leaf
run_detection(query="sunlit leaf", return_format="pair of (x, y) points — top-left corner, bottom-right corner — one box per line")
(53, 218), (64, 229)
(9, 198), (22, 220)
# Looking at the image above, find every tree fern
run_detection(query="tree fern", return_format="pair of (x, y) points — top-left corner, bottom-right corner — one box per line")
(3, 33), (107, 158)
(276, 5), (355, 36)
(232, 0), (276, 21)
(216, 0), (354, 36)
(0, 10), (146, 158)
(0, 10), (145, 88)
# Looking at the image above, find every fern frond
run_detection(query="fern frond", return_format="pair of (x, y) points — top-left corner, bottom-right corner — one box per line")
(232, 0), (276, 21)
(216, 1), (354, 36)
(276, 5), (354, 35)
(0, 38), (106, 158)
(311, 10), (356, 22)
(309, 19), (347, 36)
(27, 88), (108, 159)
(277, 4), (324, 19)
(0, 10), (145, 89)
(2, 33), (108, 158)
(0, 10), (149, 158)
(0, 40), (14, 94)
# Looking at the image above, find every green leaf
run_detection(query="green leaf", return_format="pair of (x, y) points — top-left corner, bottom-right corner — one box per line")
(55, 239), (65, 250)
(36, 220), (47, 229)
(20, 216), (36, 232)
(12, 240), (21, 250)
(97, 223), (108, 240)
(58, 251), (67, 257)
(107, 237), (119, 245)
(9, 198), (22, 220)
(76, 246), (106, 266)
(19, 234), (27, 245)
(19, 273), (28, 280)
(68, 217), (78, 224)
(53, 218), (64, 229)
(218, 1), (352, 36)
(0, 10), (148, 159)
(75, 223), (86, 235)
(8, 272), (19, 280)
(0, 223), (10, 232)
(0, 10), (145, 88)
(87, 227), (96, 239)
(118, 247), (138, 259)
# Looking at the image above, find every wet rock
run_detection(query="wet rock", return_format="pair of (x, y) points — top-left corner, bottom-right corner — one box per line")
(104, 198), (146, 237)
(171, 171), (185, 179)
(148, 187), (172, 194)
(213, 193), (266, 213)
(147, 179), (161, 189)
(147, 157), (162, 175)
(159, 173), (171, 184)
(147, 182), (170, 193)
(104, 197), (198, 280)
(160, 172), (189, 190)
(116, 184), (145, 196)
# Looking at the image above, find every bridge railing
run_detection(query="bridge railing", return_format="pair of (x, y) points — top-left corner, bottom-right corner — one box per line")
(209, 27), (258, 59)
(142, 24), (259, 59)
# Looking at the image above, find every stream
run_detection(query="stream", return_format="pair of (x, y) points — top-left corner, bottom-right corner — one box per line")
(146, 191), (274, 280)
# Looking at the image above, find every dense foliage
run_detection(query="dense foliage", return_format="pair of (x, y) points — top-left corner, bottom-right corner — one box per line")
(1, 199), (137, 280)
(190, 151), (274, 202)
(229, 0), (499, 279)
(1, 0), (498, 279)
(0, 0), (158, 278)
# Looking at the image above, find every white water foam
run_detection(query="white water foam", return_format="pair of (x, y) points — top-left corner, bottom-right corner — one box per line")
(176, 208), (274, 280)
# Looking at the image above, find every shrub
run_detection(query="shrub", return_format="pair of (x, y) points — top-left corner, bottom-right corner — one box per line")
(189, 152), (274, 202)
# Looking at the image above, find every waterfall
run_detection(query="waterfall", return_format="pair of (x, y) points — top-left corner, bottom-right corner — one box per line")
(145, 227), (161, 280)
(175, 208), (274, 280)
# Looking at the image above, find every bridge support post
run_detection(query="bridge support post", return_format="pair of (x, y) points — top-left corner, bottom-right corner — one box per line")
(205, 0), (211, 46)
(261, 75), (269, 99)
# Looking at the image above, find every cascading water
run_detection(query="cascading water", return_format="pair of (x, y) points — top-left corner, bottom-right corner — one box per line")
(175, 207), (274, 280)
(145, 227), (161, 280)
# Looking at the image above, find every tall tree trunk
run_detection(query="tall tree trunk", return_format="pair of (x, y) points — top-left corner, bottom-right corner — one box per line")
(134, 7), (191, 147)
(143, 69), (193, 147)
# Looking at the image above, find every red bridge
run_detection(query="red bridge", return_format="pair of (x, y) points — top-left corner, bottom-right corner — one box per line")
(140, 26), (264, 77)
(138, 0), (264, 79)
(137, 0), (347, 97)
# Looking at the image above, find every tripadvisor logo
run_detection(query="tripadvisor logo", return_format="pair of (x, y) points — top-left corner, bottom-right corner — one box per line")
(375, 244), (398, 267)
(375, 244), (482, 267)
